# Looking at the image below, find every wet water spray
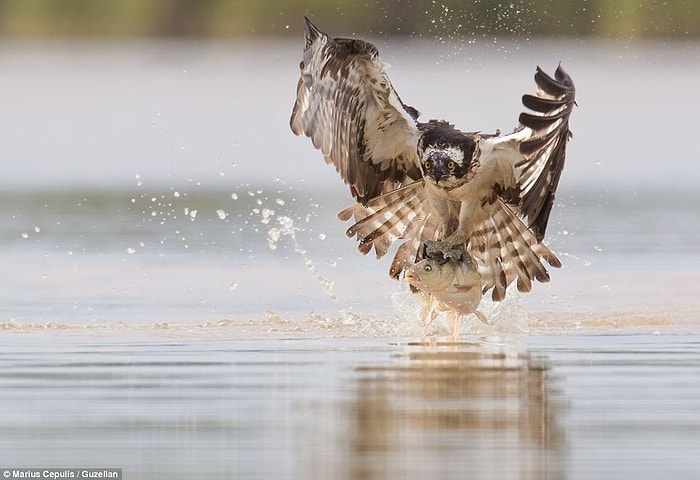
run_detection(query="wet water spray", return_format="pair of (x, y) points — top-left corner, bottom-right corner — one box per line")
(266, 214), (351, 319)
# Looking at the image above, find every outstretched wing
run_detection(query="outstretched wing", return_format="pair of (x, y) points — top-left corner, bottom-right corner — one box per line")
(337, 181), (438, 278)
(340, 184), (560, 302)
(290, 17), (422, 204)
(515, 65), (576, 240)
(468, 200), (561, 301)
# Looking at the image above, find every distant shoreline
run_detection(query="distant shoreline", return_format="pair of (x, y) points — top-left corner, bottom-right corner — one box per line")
(0, 1), (697, 39)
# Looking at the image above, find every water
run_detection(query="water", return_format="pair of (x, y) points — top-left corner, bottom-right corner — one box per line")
(2, 336), (700, 479)
(1, 39), (700, 478)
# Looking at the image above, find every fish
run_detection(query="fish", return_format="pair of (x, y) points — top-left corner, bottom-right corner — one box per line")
(405, 249), (489, 336)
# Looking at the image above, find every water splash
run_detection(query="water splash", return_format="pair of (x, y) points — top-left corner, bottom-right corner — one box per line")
(471, 291), (530, 334)
(389, 280), (531, 336)
(266, 214), (346, 315)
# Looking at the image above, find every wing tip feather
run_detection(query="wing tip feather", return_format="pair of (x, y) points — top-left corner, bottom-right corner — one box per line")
(303, 16), (324, 44)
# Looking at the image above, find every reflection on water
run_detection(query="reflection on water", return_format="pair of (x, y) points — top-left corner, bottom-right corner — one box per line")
(342, 342), (565, 480)
(3, 335), (700, 479)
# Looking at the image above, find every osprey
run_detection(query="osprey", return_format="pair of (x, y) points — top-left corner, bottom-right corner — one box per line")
(290, 17), (576, 301)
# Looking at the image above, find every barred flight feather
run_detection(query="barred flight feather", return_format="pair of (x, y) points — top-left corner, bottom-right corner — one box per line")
(390, 213), (440, 281)
(293, 18), (576, 305)
(463, 200), (559, 301)
(343, 181), (427, 259)
(290, 17), (421, 205)
(514, 65), (576, 241)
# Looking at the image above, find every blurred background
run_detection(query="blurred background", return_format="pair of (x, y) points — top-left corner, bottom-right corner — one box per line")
(1, 0), (698, 190)
(1, 0), (699, 325)
(0, 0), (697, 38)
(2, 7), (698, 479)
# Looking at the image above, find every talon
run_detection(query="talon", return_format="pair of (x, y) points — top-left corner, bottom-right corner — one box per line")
(423, 240), (439, 257)
(420, 240), (432, 259)
(423, 240), (447, 259)
(443, 247), (463, 262)
(423, 240), (463, 264)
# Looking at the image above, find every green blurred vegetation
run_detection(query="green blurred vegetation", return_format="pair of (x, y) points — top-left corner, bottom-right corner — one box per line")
(0, 0), (697, 38)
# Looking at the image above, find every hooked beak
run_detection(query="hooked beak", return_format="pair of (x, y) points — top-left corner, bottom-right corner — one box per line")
(425, 151), (451, 183)
(432, 165), (450, 183)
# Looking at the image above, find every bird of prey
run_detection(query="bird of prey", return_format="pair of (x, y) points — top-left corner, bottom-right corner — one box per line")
(290, 17), (576, 301)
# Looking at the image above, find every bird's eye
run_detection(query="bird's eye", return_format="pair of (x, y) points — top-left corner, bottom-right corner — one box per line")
(423, 160), (432, 171)
(424, 264), (432, 272)
(447, 160), (456, 171)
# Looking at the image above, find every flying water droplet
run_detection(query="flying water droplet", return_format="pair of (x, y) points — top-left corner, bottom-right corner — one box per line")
(260, 208), (275, 225)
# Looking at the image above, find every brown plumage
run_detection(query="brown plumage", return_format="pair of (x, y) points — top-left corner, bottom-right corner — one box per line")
(290, 17), (576, 302)
(290, 17), (421, 205)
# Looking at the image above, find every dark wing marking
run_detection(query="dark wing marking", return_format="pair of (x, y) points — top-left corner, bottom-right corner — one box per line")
(339, 181), (428, 259)
(290, 17), (422, 204)
(468, 200), (560, 302)
(337, 180), (439, 280)
(515, 65), (576, 241)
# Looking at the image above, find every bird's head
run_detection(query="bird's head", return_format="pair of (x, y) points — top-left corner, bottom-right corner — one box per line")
(420, 145), (473, 188)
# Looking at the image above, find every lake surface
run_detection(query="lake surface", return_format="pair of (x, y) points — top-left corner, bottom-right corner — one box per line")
(1, 38), (700, 479)
(2, 335), (700, 480)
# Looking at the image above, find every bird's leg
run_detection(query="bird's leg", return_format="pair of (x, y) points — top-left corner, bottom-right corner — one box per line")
(424, 225), (469, 262)
(423, 197), (472, 260)
(423, 219), (465, 261)
(424, 239), (466, 261)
